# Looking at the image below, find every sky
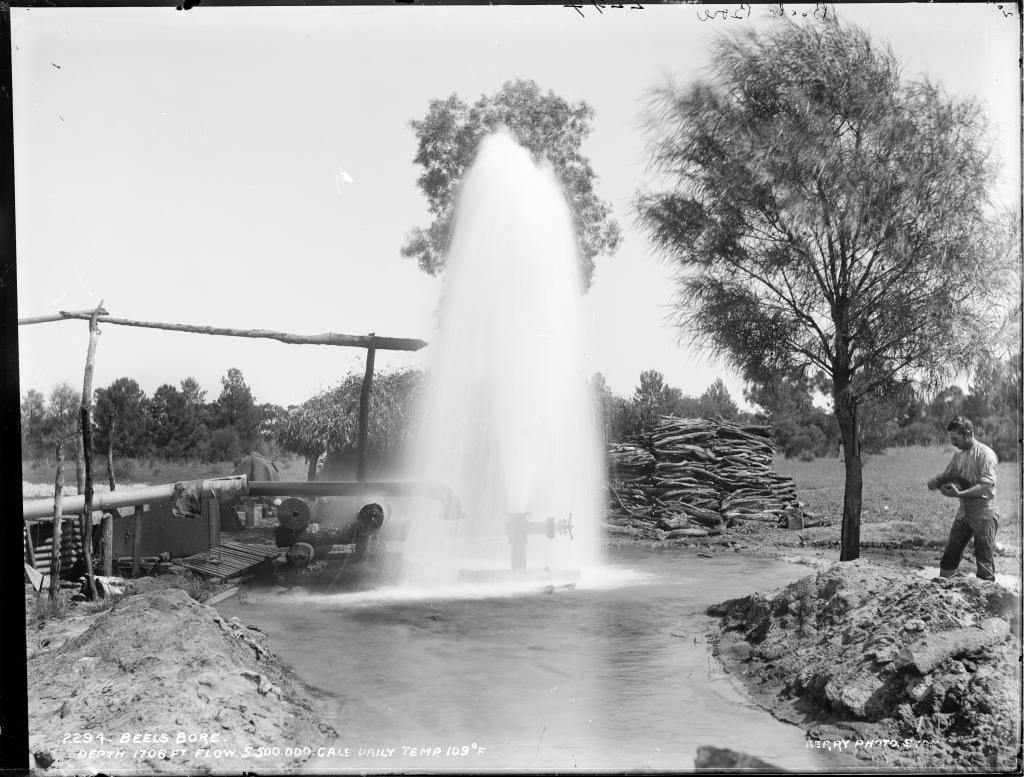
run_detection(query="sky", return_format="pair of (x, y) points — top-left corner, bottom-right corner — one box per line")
(11, 3), (1021, 411)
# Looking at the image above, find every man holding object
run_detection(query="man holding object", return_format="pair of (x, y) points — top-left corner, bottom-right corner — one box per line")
(927, 416), (1000, 581)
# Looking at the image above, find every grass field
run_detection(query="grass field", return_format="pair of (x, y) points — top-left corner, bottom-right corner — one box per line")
(775, 445), (1023, 553)
(22, 445), (1021, 555)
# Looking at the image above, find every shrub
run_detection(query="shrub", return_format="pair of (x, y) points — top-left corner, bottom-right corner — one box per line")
(783, 424), (826, 460)
(207, 428), (241, 464)
(181, 571), (216, 602)
(33, 591), (70, 625)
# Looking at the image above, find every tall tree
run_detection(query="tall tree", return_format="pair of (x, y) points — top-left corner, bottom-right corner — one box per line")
(631, 369), (671, 431)
(43, 382), (81, 448)
(179, 376), (207, 408)
(94, 378), (152, 457)
(636, 16), (1017, 560)
(149, 383), (202, 458)
(20, 389), (47, 459)
(699, 378), (739, 420)
(214, 368), (259, 449)
(257, 402), (289, 442)
(404, 79), (622, 289)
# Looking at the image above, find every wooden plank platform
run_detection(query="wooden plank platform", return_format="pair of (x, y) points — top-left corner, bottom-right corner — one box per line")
(180, 541), (281, 581)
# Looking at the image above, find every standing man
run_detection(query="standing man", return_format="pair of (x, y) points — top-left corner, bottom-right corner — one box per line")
(927, 417), (1000, 581)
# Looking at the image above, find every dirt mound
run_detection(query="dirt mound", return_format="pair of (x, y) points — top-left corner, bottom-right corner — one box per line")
(707, 560), (1022, 771)
(29, 588), (334, 774)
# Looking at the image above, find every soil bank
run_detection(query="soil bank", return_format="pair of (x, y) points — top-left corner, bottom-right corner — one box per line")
(27, 579), (335, 774)
(706, 558), (1022, 772)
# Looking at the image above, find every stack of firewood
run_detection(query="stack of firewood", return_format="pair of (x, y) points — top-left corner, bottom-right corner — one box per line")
(607, 416), (802, 539)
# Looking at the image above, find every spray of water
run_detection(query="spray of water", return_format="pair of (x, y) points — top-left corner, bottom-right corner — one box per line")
(399, 130), (605, 587)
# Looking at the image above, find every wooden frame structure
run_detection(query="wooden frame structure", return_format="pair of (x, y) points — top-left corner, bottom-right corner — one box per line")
(19, 305), (428, 586)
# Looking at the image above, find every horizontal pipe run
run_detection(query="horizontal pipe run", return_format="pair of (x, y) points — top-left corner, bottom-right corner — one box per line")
(23, 478), (464, 522)
(249, 481), (464, 521)
(22, 483), (177, 520)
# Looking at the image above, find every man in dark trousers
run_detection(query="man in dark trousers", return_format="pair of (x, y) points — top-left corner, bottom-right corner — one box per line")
(927, 416), (1000, 581)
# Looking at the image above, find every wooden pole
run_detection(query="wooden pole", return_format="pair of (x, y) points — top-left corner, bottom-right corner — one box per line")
(356, 336), (376, 482)
(16, 307), (108, 325)
(49, 443), (65, 600)
(17, 311), (427, 351)
(100, 513), (113, 577)
(23, 523), (35, 568)
(103, 419), (114, 577)
(131, 505), (143, 579)
(74, 433), (84, 495)
(78, 303), (102, 601)
(106, 417), (116, 491)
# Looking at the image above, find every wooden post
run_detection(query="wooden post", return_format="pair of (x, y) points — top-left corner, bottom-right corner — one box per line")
(106, 417), (116, 491)
(78, 303), (103, 600)
(23, 523), (35, 568)
(74, 430), (87, 594)
(131, 505), (143, 578)
(49, 443), (65, 600)
(75, 433), (85, 495)
(100, 513), (113, 577)
(356, 335), (376, 483)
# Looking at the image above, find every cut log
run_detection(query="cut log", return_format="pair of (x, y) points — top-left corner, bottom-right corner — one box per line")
(664, 527), (711, 539)
(603, 523), (645, 537)
(606, 415), (800, 542)
(896, 618), (1010, 674)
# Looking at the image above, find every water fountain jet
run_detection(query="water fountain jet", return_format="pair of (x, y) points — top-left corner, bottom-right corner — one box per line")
(400, 130), (605, 589)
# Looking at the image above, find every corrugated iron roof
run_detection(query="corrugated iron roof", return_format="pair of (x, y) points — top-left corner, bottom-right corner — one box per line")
(180, 541), (281, 581)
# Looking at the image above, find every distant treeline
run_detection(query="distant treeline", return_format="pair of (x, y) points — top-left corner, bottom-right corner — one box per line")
(20, 368), (286, 464)
(19, 356), (1021, 469)
(594, 361), (1020, 462)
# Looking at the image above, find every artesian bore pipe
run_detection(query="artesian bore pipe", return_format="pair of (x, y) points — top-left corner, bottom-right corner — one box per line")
(23, 478), (464, 521)
(354, 502), (385, 561)
(248, 480), (464, 521)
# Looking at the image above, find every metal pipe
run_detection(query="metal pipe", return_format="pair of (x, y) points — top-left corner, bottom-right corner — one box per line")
(248, 480), (464, 521)
(23, 478), (465, 521)
(23, 483), (178, 520)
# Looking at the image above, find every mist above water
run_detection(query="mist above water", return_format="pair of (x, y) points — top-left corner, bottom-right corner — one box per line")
(400, 131), (605, 587)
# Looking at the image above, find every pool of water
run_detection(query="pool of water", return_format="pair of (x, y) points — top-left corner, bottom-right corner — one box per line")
(219, 547), (830, 772)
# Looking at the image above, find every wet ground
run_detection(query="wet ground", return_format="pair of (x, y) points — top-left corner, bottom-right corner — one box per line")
(217, 547), (834, 772)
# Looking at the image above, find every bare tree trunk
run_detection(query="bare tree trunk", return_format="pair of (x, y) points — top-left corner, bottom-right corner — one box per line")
(49, 444), (65, 601)
(834, 385), (862, 562)
(357, 338), (377, 482)
(306, 451), (320, 482)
